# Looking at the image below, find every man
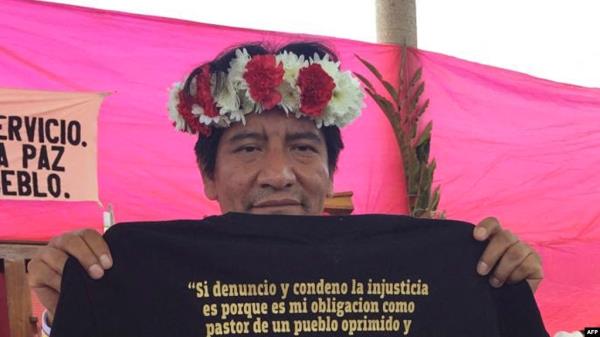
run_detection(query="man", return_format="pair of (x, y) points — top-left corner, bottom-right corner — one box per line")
(28, 41), (543, 332)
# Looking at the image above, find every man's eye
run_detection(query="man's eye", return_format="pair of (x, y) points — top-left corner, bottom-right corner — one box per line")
(293, 145), (317, 153)
(235, 145), (260, 153)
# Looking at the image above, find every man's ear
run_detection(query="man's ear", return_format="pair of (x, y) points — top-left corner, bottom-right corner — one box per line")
(201, 170), (218, 201)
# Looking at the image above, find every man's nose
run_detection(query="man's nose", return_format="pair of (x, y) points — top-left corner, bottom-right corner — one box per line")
(257, 150), (296, 190)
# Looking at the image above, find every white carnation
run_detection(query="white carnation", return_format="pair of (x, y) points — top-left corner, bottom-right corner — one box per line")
(192, 104), (221, 126)
(227, 94), (256, 125)
(227, 110), (246, 124)
(215, 73), (240, 114)
(277, 81), (299, 114)
(277, 51), (308, 84)
(227, 48), (251, 91)
(167, 81), (187, 131)
(311, 53), (341, 80)
(324, 71), (364, 127)
(308, 54), (364, 127)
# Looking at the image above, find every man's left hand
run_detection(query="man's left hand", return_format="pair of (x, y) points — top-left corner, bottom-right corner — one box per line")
(473, 217), (543, 293)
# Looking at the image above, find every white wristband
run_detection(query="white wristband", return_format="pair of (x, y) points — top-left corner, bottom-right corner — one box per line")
(41, 310), (52, 336)
(554, 332), (584, 337)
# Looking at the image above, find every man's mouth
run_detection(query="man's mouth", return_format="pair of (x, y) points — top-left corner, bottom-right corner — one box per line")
(252, 199), (302, 208)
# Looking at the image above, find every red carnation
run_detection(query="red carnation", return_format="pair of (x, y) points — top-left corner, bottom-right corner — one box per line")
(297, 64), (335, 117)
(195, 65), (219, 117)
(177, 91), (211, 136)
(243, 54), (284, 109)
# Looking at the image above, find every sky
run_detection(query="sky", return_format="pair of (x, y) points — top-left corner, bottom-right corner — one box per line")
(44, 0), (600, 88)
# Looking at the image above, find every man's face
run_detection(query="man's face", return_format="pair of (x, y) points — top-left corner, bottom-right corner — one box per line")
(202, 109), (333, 215)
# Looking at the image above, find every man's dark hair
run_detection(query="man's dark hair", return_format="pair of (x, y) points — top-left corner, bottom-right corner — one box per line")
(190, 41), (345, 179)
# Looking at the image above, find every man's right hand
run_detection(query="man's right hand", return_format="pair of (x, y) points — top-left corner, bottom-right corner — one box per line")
(27, 229), (113, 325)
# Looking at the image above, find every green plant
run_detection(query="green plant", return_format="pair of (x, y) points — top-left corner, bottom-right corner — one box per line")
(355, 47), (443, 218)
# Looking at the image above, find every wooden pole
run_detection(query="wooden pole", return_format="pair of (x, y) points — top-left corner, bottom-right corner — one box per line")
(1, 243), (45, 337)
(375, 0), (417, 47)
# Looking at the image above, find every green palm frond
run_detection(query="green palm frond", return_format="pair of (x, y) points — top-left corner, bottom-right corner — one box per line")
(355, 47), (444, 219)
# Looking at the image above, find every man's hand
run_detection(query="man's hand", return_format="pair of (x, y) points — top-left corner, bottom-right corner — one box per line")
(473, 217), (543, 293)
(27, 229), (112, 324)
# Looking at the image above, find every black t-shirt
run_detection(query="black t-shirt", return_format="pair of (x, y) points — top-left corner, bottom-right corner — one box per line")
(52, 213), (548, 337)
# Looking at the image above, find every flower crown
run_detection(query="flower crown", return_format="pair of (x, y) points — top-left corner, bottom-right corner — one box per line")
(167, 49), (365, 136)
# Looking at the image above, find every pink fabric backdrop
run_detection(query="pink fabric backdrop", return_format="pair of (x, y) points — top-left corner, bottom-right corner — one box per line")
(1, 0), (599, 333)
(419, 50), (600, 333)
